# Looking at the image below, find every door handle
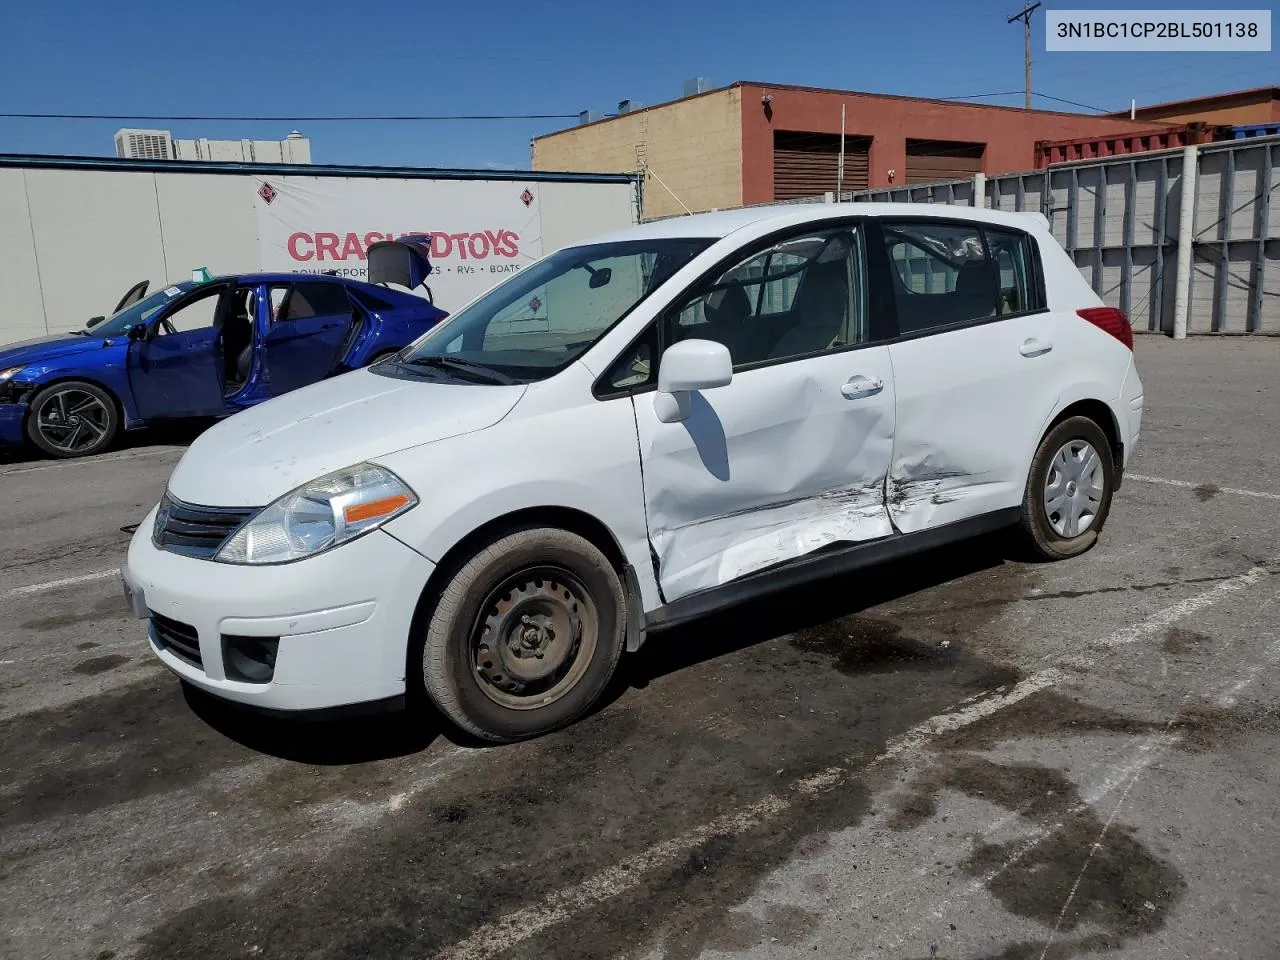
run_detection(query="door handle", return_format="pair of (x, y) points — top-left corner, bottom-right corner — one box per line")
(1019, 337), (1054, 358)
(841, 375), (885, 399)
(320, 322), (340, 330)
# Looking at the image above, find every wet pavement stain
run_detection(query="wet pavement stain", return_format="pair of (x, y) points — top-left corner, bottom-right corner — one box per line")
(790, 616), (967, 675)
(1193, 483), (1221, 502)
(22, 594), (127, 631)
(0, 677), (260, 829)
(889, 756), (1186, 950)
(1163, 626), (1211, 655)
(72, 654), (130, 676)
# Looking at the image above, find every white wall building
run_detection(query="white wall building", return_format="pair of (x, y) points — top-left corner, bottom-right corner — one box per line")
(114, 129), (312, 164)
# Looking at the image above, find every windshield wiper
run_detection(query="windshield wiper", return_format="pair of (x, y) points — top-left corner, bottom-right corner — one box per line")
(400, 355), (518, 385)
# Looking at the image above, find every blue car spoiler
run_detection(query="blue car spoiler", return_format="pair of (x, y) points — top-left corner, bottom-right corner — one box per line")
(366, 233), (435, 301)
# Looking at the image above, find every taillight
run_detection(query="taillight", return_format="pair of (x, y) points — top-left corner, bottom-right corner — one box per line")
(1077, 307), (1133, 350)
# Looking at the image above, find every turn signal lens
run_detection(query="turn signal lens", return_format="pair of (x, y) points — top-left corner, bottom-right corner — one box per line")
(344, 493), (411, 525)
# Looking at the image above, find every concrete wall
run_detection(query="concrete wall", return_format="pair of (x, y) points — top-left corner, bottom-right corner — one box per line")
(532, 88), (743, 219)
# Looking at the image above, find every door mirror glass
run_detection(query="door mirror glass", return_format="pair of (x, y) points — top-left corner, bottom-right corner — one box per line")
(127, 323), (147, 341)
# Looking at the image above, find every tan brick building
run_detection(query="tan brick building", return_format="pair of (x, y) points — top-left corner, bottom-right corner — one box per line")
(531, 81), (1171, 219)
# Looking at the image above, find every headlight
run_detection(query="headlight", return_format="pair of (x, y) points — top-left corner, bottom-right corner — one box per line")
(215, 463), (417, 565)
(0, 366), (24, 384)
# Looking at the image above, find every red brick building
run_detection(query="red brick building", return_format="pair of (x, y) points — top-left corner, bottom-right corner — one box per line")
(532, 81), (1169, 218)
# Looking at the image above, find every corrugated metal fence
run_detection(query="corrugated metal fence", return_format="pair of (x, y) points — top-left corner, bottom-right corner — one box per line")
(854, 136), (1280, 336)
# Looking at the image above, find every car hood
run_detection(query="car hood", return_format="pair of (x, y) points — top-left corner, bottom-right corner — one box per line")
(0, 333), (103, 370)
(166, 367), (527, 507)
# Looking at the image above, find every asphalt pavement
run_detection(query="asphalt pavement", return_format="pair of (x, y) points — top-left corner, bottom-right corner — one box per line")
(1, 335), (1278, 960)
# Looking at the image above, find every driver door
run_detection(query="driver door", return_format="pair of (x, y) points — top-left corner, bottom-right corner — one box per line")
(262, 280), (356, 396)
(623, 223), (898, 602)
(127, 284), (230, 419)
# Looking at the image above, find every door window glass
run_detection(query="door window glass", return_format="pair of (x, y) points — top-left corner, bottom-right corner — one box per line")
(277, 281), (351, 322)
(985, 228), (1037, 315)
(663, 227), (866, 369)
(158, 290), (221, 335)
(882, 222), (1002, 333)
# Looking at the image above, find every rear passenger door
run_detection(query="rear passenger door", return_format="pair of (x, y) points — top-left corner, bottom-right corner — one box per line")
(874, 217), (1064, 532)
(262, 280), (356, 396)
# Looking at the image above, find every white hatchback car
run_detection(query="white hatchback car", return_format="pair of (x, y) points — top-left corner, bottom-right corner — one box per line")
(122, 203), (1143, 742)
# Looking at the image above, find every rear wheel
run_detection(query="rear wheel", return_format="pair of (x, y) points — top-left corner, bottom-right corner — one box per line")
(419, 527), (626, 743)
(26, 380), (120, 459)
(1018, 416), (1115, 560)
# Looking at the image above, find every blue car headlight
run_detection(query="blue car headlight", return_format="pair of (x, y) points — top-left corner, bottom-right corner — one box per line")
(214, 463), (417, 565)
(0, 366), (25, 384)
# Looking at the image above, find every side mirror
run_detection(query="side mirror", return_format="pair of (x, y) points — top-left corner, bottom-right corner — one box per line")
(127, 323), (148, 342)
(654, 338), (732, 423)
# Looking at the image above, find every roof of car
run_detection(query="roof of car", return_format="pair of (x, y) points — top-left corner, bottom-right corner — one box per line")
(581, 202), (1050, 245)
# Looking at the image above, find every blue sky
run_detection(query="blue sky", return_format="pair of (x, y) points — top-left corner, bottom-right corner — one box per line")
(0, 0), (1275, 169)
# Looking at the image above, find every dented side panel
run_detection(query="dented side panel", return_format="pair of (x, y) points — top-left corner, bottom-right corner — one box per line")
(885, 313), (1066, 533)
(635, 347), (897, 602)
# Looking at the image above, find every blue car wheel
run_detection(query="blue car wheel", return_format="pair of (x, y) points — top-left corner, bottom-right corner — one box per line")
(26, 380), (120, 459)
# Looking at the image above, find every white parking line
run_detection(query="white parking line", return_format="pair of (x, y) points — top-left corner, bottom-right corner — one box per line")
(431, 562), (1275, 960)
(1126, 473), (1280, 502)
(0, 446), (183, 477)
(2, 568), (118, 599)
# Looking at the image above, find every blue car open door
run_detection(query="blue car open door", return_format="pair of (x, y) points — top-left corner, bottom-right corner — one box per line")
(126, 282), (232, 419)
(262, 279), (356, 396)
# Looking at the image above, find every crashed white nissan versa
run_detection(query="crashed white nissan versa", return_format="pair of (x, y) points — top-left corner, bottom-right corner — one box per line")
(123, 203), (1143, 742)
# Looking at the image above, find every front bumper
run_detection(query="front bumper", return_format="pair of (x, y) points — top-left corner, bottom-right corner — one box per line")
(123, 506), (435, 711)
(0, 400), (27, 446)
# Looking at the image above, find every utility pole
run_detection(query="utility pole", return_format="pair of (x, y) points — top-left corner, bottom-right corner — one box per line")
(1008, 2), (1041, 110)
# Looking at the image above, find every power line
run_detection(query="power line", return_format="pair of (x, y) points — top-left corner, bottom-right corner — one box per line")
(0, 112), (581, 122)
(1031, 92), (1108, 113)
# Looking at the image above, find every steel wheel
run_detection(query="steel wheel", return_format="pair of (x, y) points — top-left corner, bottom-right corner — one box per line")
(1043, 439), (1105, 537)
(32, 386), (116, 456)
(469, 565), (599, 710)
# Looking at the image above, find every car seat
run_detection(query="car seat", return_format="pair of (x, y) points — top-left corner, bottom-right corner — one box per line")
(769, 259), (849, 358)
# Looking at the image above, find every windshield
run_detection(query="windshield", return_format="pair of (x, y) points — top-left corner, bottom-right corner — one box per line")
(88, 282), (196, 337)
(393, 238), (713, 382)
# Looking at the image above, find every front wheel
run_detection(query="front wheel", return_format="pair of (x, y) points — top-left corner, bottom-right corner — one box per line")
(26, 380), (120, 459)
(419, 527), (627, 743)
(1018, 416), (1115, 561)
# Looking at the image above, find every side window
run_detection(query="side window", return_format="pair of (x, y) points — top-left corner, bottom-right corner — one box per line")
(157, 289), (221, 335)
(268, 287), (288, 323)
(276, 281), (352, 322)
(986, 229), (1039, 315)
(662, 227), (867, 370)
(882, 221), (998, 334)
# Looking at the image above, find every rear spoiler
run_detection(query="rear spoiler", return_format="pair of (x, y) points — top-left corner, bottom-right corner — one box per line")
(366, 233), (435, 302)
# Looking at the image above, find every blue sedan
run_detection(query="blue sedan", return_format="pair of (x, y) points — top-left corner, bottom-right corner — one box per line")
(0, 239), (449, 458)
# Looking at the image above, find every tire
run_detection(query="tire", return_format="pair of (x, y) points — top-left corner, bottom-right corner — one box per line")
(26, 380), (120, 459)
(420, 527), (627, 743)
(1018, 416), (1115, 561)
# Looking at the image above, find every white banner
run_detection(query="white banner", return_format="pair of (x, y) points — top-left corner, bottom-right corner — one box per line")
(252, 175), (545, 311)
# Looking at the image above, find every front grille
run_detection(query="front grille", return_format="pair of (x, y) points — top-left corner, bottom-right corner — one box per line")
(153, 495), (259, 559)
(151, 612), (202, 668)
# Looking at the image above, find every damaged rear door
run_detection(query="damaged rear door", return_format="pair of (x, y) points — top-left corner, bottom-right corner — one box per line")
(631, 223), (897, 603)
(875, 217), (1061, 532)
